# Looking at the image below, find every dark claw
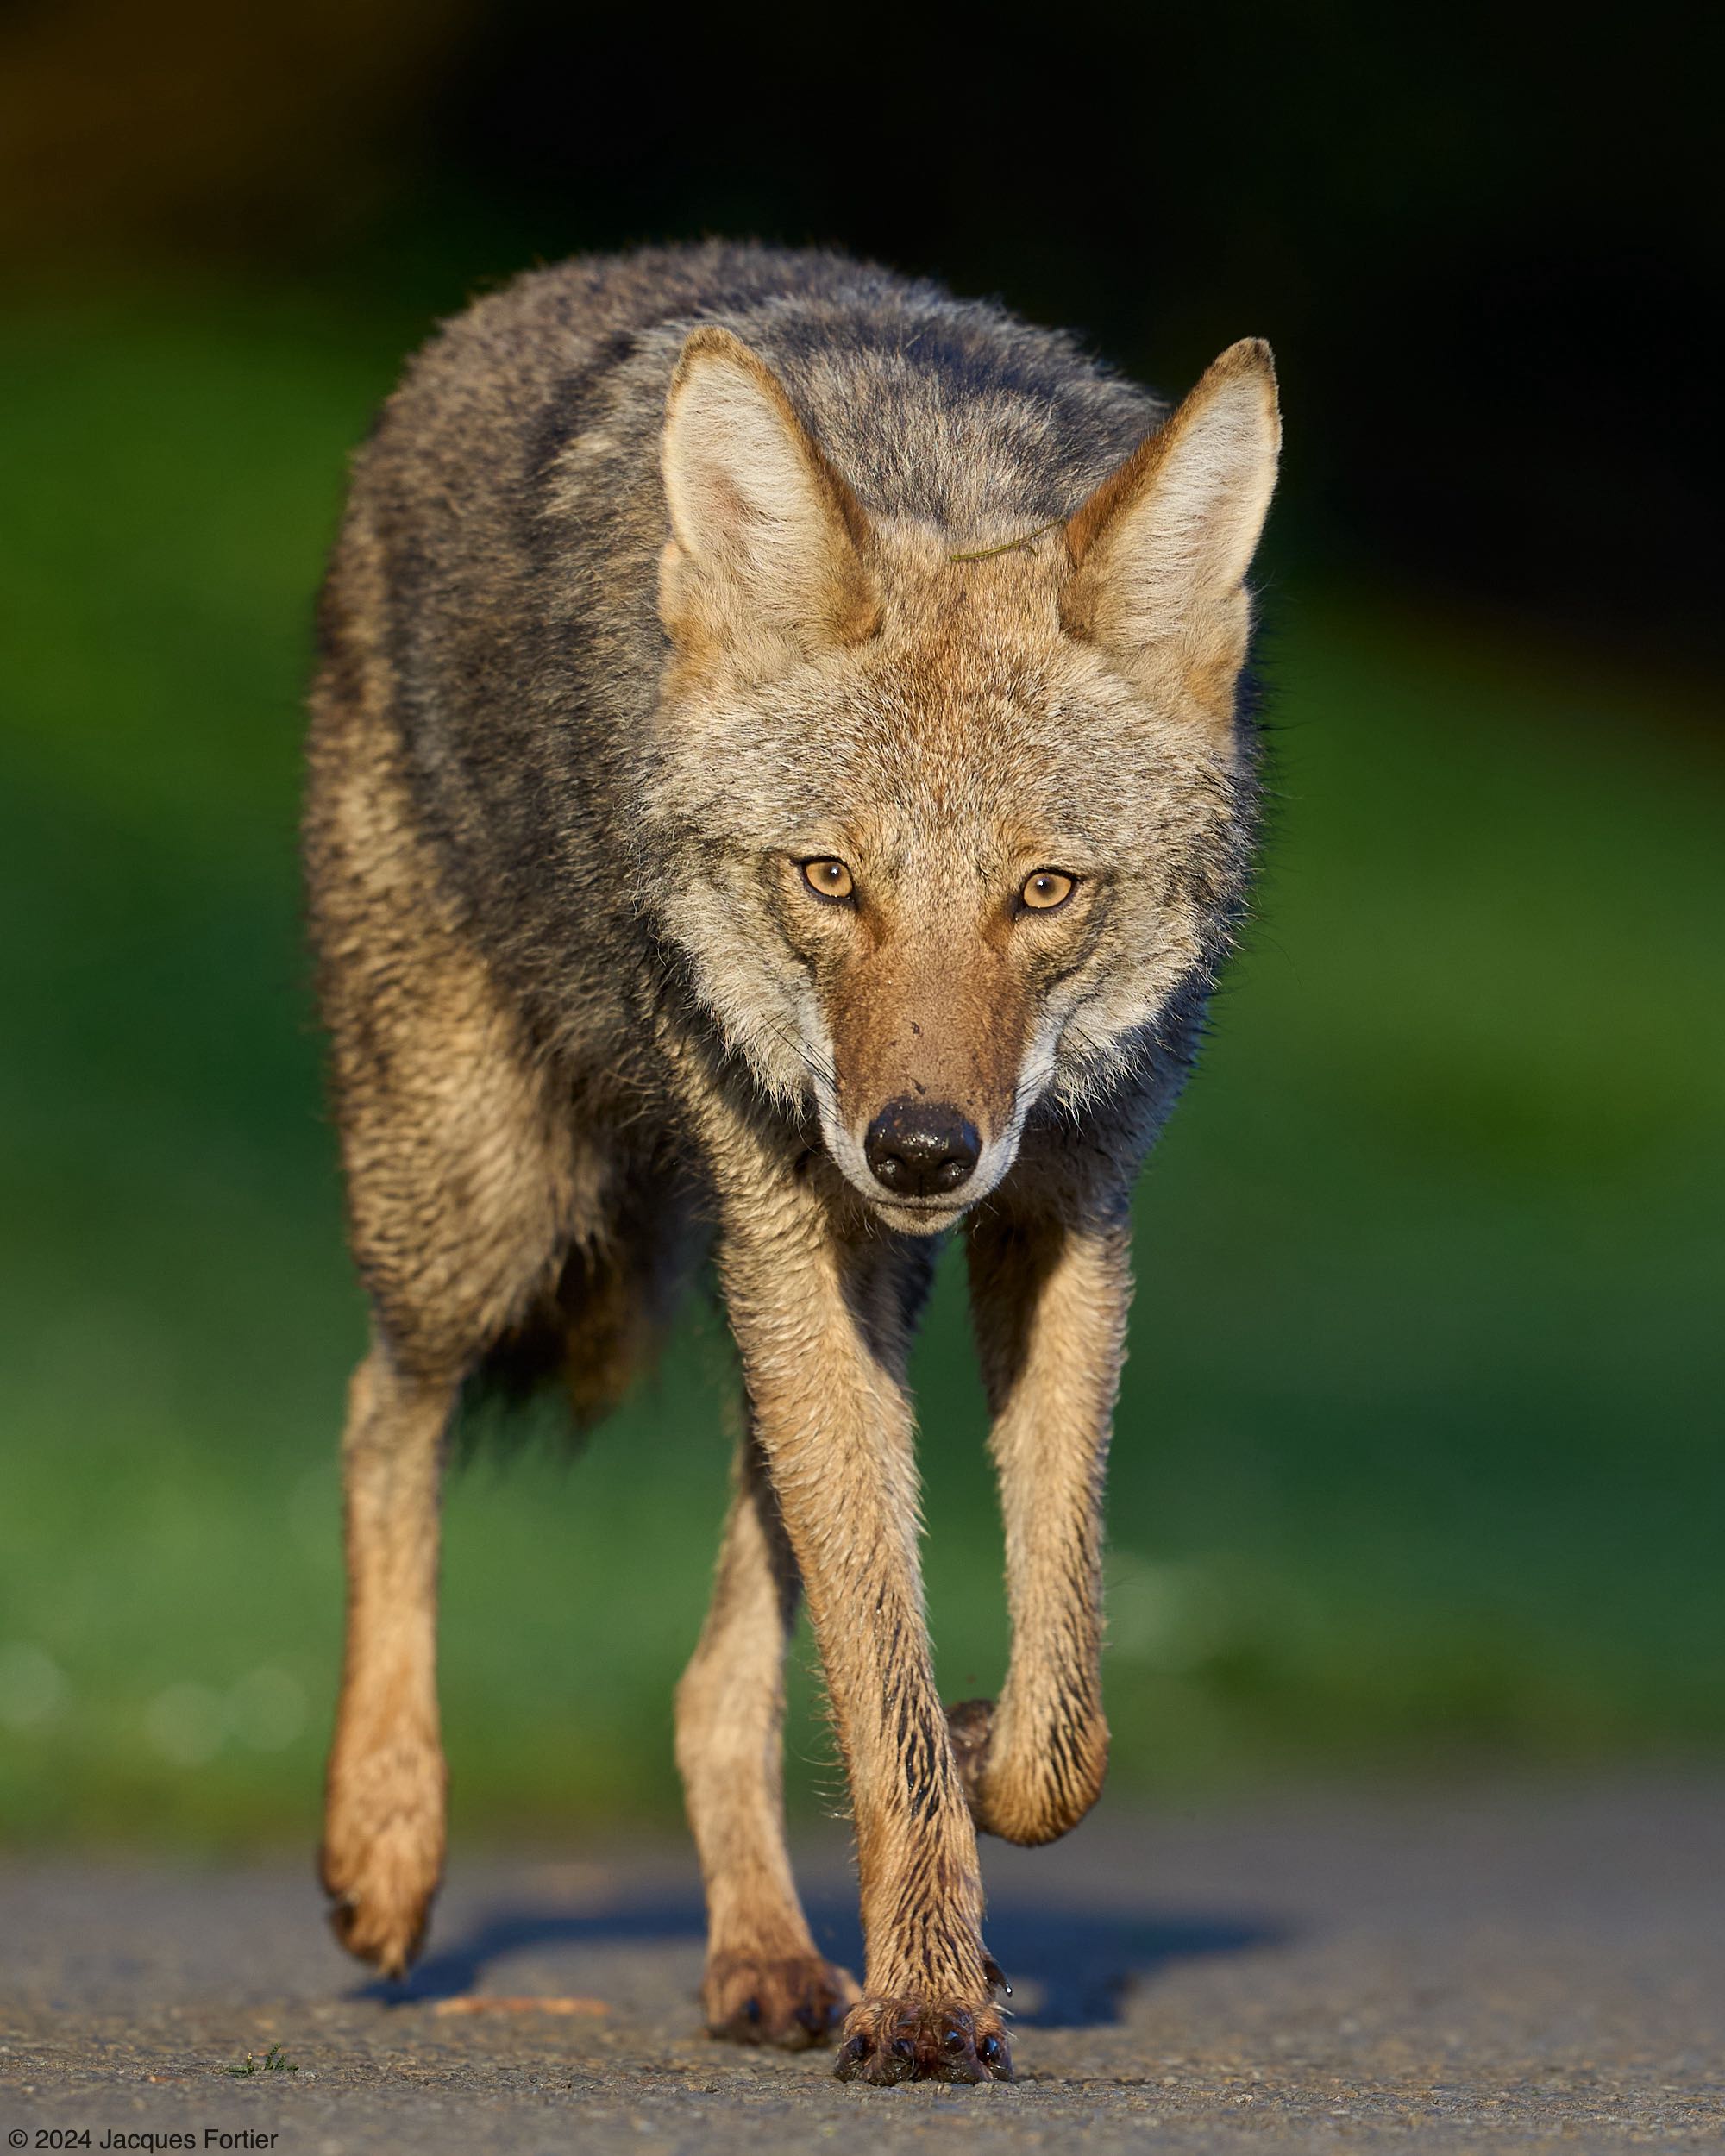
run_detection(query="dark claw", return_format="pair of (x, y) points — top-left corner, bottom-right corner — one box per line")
(865, 2037), (915, 2085)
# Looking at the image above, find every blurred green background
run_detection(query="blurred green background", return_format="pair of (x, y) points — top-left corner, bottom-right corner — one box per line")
(0, 0), (1719, 1846)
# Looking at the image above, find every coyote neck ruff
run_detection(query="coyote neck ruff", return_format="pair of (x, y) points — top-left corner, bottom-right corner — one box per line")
(304, 241), (1278, 2085)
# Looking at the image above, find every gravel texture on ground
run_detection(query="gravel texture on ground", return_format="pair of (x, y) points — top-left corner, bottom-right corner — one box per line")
(3, 1777), (1722, 2153)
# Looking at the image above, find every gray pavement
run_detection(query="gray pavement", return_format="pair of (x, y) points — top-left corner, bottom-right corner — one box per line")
(3, 1777), (1723, 2152)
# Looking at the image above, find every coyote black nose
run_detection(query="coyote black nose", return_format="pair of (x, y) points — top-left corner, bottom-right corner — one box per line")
(863, 1099), (982, 1198)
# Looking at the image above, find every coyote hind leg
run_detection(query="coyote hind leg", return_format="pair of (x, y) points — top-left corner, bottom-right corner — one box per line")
(316, 1037), (579, 1977)
(677, 1427), (857, 2047)
(308, 515), (586, 1975)
(321, 1344), (453, 1976)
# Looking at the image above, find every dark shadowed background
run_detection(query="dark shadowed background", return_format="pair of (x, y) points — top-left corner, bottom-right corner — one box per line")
(1, 0), (1718, 1845)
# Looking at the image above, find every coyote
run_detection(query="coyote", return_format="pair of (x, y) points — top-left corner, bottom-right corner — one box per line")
(305, 242), (1278, 2085)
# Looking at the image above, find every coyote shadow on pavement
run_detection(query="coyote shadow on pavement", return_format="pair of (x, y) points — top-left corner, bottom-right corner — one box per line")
(364, 1884), (1285, 2030)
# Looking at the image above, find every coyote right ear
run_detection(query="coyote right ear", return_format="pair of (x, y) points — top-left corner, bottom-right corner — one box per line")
(660, 328), (879, 656)
(1062, 339), (1279, 705)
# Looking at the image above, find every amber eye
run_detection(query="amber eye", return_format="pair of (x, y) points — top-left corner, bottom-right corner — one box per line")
(1019, 869), (1076, 912)
(801, 857), (856, 902)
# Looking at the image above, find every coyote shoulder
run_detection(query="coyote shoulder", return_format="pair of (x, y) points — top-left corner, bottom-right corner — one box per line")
(304, 241), (1278, 2085)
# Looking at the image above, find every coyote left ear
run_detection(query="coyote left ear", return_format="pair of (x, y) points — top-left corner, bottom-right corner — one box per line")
(1063, 339), (1280, 692)
(660, 327), (879, 656)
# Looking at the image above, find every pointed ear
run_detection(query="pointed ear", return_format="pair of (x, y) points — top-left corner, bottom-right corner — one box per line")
(659, 327), (878, 656)
(1062, 339), (1280, 691)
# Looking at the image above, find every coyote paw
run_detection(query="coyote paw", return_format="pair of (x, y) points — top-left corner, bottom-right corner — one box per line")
(945, 1697), (994, 1819)
(704, 1950), (859, 2049)
(833, 1998), (1013, 2085)
(320, 1739), (445, 1978)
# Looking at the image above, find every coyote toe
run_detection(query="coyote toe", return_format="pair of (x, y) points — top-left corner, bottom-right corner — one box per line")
(704, 1950), (858, 2048)
(320, 1743), (444, 1977)
(833, 1998), (1013, 2085)
(323, 1875), (432, 1978)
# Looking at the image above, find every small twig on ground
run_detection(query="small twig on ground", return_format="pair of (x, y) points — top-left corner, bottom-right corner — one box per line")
(432, 1996), (610, 2017)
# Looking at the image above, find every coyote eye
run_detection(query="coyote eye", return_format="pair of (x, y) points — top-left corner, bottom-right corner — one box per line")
(801, 857), (855, 903)
(1019, 869), (1075, 912)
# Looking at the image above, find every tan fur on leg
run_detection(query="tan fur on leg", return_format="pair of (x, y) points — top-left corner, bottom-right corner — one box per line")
(677, 1426), (856, 2047)
(321, 1344), (451, 1976)
(696, 1106), (1007, 2083)
(960, 1208), (1132, 1846)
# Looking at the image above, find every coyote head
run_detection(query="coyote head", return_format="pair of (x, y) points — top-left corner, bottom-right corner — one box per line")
(649, 325), (1279, 1231)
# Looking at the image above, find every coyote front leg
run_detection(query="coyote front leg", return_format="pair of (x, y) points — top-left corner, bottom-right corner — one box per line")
(956, 1207), (1131, 1845)
(320, 1340), (452, 1975)
(676, 1426), (857, 2046)
(717, 1185), (1011, 2086)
